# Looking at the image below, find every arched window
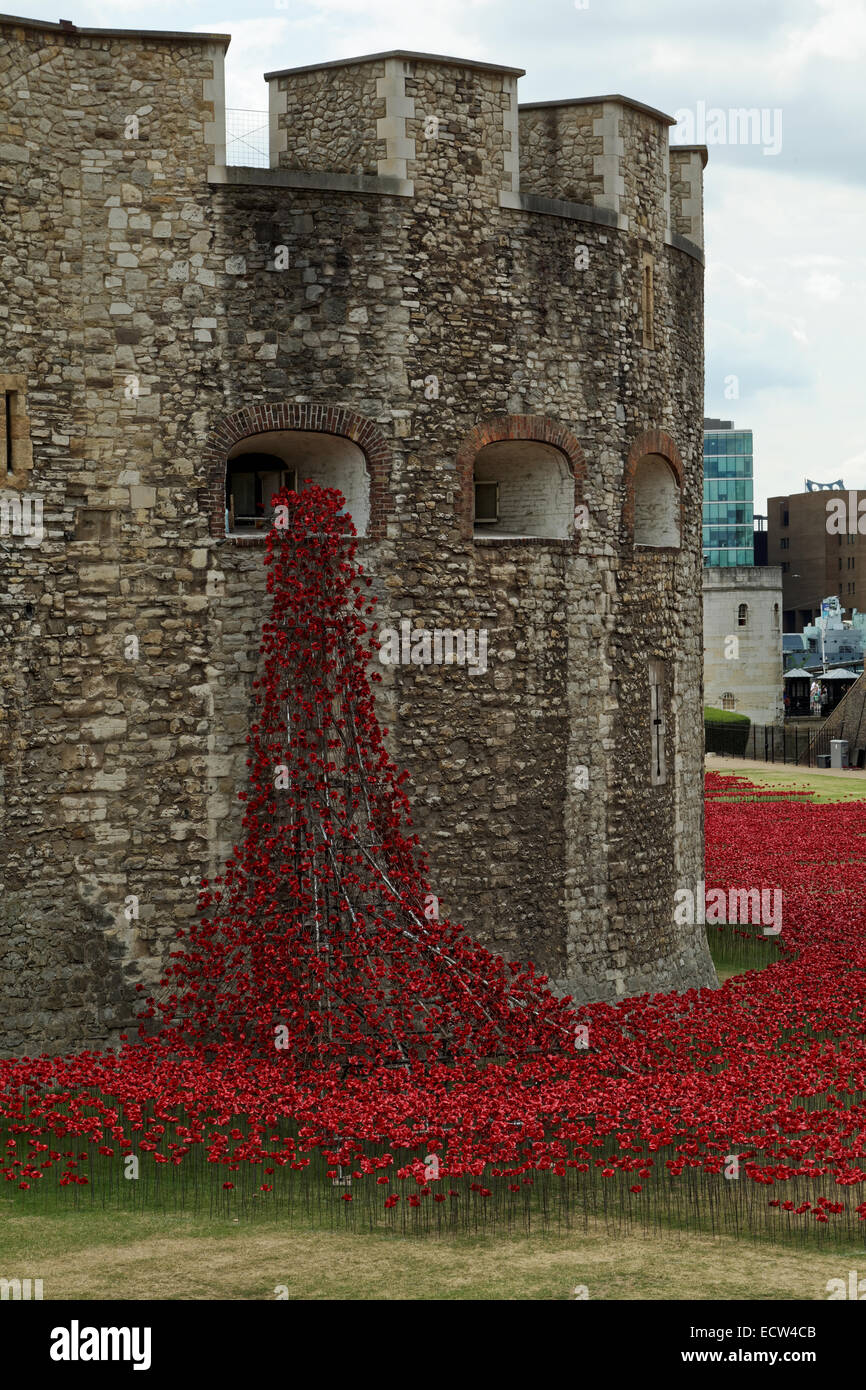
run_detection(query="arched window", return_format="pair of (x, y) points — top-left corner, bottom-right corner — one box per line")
(225, 430), (370, 537)
(773, 602), (780, 629)
(632, 454), (680, 548)
(722, 692), (736, 710)
(472, 440), (574, 539)
(737, 603), (748, 627)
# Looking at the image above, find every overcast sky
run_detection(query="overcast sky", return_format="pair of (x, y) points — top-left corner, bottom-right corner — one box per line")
(14, 0), (866, 510)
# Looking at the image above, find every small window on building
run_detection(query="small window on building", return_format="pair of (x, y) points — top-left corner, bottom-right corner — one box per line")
(633, 454), (680, 548)
(721, 692), (736, 711)
(640, 253), (654, 350)
(773, 602), (780, 629)
(0, 375), (31, 481)
(781, 509), (789, 527)
(649, 660), (667, 786)
(3, 388), (15, 477)
(737, 603), (748, 627)
(780, 537), (789, 549)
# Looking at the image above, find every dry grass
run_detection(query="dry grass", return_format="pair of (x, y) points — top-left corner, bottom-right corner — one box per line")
(2, 1212), (859, 1301)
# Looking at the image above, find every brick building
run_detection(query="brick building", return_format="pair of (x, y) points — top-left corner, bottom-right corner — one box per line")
(768, 487), (866, 631)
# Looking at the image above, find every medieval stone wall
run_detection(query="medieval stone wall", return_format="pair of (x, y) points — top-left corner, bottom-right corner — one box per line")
(0, 19), (715, 1056)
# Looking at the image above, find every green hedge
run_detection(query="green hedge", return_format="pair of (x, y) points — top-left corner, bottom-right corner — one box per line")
(705, 707), (751, 755)
(704, 706), (750, 726)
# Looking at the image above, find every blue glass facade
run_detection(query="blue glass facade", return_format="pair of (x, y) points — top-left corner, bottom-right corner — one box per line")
(703, 425), (754, 566)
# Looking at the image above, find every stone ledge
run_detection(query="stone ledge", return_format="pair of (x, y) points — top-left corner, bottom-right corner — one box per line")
(665, 230), (705, 266)
(208, 165), (414, 198)
(0, 14), (230, 43)
(499, 190), (620, 229)
(265, 50), (525, 80)
(473, 535), (575, 549)
(519, 94), (675, 126)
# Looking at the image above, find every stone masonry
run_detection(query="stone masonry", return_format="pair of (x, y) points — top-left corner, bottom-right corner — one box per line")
(0, 17), (716, 1055)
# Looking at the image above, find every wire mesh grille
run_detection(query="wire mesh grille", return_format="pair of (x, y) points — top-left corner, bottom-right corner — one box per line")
(225, 108), (269, 168)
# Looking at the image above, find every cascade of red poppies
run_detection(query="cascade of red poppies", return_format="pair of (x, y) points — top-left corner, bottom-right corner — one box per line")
(146, 486), (575, 1068)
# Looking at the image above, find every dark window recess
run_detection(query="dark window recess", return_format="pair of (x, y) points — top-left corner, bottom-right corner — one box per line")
(4, 390), (15, 475)
(226, 454), (296, 533)
(473, 480), (500, 524)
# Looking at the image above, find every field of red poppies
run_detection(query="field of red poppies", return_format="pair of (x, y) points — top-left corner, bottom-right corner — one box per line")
(3, 490), (866, 1244)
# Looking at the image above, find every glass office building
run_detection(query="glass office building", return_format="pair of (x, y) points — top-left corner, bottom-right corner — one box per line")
(702, 419), (754, 566)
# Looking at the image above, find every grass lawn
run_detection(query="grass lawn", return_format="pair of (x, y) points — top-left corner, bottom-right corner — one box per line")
(1, 1209), (860, 1301)
(707, 761), (866, 804)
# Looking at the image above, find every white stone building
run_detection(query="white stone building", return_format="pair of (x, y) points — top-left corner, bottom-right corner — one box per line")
(703, 567), (784, 725)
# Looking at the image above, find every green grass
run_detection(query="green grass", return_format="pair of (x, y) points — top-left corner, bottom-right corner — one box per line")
(706, 921), (782, 984)
(708, 763), (866, 804)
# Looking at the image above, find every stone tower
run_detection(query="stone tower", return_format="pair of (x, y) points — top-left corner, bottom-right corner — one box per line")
(0, 16), (715, 1055)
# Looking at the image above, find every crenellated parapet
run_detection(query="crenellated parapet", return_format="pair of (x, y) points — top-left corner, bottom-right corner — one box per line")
(668, 145), (708, 251)
(265, 50), (522, 203)
(255, 57), (706, 258)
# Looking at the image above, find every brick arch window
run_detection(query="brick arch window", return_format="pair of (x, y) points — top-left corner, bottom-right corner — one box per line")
(738, 603), (748, 627)
(200, 404), (392, 541)
(721, 691), (737, 711)
(456, 415), (586, 542)
(623, 429), (683, 551)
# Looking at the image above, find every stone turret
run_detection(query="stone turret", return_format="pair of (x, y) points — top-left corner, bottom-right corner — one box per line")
(0, 17), (714, 1055)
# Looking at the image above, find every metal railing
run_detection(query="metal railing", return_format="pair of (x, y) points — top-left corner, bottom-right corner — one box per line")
(705, 720), (856, 767)
(225, 109), (269, 168)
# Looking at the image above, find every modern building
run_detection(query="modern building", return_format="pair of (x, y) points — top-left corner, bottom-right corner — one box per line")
(703, 566), (784, 724)
(767, 486), (866, 631)
(0, 16), (716, 1053)
(702, 418), (754, 567)
(796, 597), (866, 670)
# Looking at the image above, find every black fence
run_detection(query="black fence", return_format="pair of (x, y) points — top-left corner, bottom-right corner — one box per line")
(705, 720), (863, 768)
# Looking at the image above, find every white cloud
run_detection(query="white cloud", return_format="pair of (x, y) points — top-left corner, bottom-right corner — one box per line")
(776, 0), (866, 72)
(804, 271), (844, 300)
